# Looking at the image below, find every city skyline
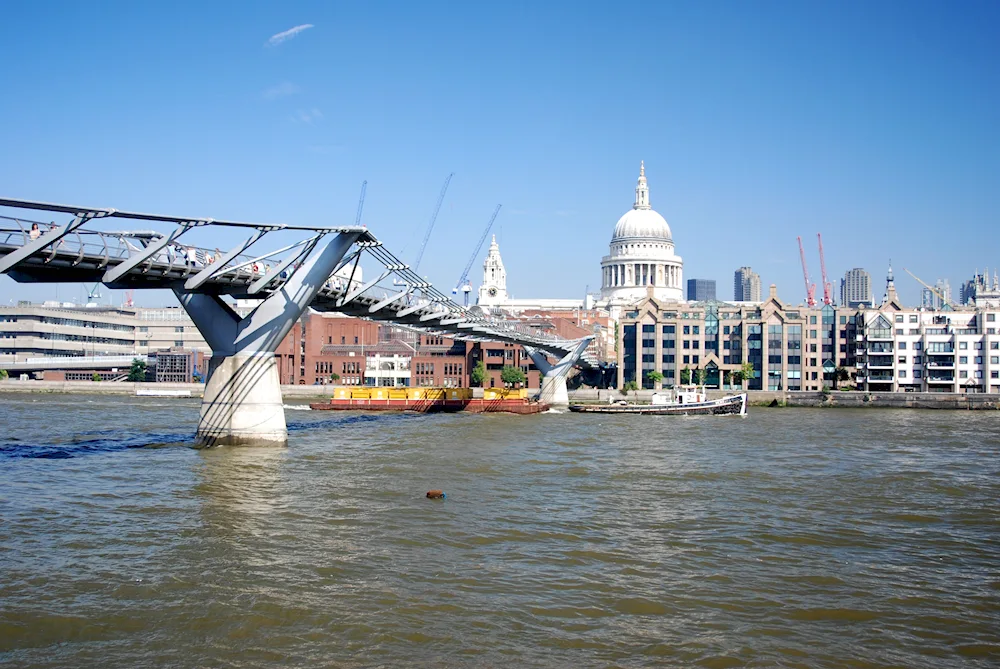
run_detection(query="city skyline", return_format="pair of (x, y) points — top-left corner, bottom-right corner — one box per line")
(1, 1), (998, 308)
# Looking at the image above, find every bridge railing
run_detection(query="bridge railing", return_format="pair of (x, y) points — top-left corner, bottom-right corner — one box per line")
(0, 199), (593, 363)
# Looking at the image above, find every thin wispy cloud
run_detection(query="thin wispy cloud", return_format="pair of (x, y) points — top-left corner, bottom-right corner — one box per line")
(266, 24), (314, 47)
(262, 81), (300, 100)
(291, 108), (324, 124)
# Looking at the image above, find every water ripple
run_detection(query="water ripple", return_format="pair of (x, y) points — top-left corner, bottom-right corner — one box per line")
(0, 401), (999, 668)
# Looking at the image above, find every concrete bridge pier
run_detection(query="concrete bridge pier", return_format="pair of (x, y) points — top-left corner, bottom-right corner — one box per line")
(524, 338), (592, 406)
(175, 231), (362, 446)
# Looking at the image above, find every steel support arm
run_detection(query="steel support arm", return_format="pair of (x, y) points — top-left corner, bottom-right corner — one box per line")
(369, 288), (411, 313)
(0, 213), (95, 274)
(339, 271), (391, 307)
(247, 238), (318, 295)
(103, 225), (192, 284)
(184, 228), (269, 290)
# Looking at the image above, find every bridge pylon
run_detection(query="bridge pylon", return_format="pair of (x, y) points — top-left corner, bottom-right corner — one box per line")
(524, 338), (592, 406)
(176, 231), (362, 446)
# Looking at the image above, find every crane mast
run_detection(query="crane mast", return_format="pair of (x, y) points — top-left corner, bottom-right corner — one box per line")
(413, 173), (454, 274)
(817, 233), (832, 305)
(354, 180), (367, 226)
(903, 268), (951, 308)
(454, 204), (502, 306)
(797, 236), (817, 307)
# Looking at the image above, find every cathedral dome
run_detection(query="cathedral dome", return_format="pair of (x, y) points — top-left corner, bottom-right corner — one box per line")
(600, 161), (684, 305)
(612, 208), (672, 242)
(610, 160), (671, 242)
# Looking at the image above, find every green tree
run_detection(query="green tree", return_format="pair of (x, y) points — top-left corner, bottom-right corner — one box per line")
(680, 366), (691, 384)
(0, 369), (8, 381)
(740, 361), (754, 389)
(470, 359), (487, 387)
(724, 370), (733, 388)
(646, 370), (664, 389)
(621, 380), (639, 398)
(833, 366), (849, 390)
(91, 372), (102, 382)
(330, 372), (341, 383)
(127, 358), (147, 382)
(500, 365), (526, 388)
(696, 367), (707, 386)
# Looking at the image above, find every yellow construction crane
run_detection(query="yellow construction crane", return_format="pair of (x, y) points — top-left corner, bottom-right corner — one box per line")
(903, 268), (952, 308)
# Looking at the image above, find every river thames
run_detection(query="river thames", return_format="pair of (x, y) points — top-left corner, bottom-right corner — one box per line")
(1, 395), (998, 668)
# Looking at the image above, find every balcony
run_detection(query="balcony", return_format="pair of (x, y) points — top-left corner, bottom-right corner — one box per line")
(926, 348), (955, 355)
(926, 360), (954, 369)
(865, 374), (894, 382)
(927, 376), (955, 384)
(867, 343), (894, 353)
(854, 347), (866, 356)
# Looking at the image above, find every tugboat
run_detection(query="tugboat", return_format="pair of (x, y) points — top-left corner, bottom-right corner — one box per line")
(569, 385), (747, 416)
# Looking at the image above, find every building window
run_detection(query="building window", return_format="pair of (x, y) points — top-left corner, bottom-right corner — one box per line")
(899, 370), (907, 378)
(683, 325), (690, 335)
(810, 316), (817, 324)
(895, 315), (904, 323)
(692, 355), (699, 364)
(909, 315), (918, 323)
(960, 356), (968, 364)
(960, 371), (968, 379)
(914, 370), (921, 378)
(683, 355), (689, 364)
(914, 342), (922, 350)
(975, 342), (983, 350)
(991, 356), (1000, 365)
(975, 356), (983, 364)
(960, 342), (968, 350)
(174, 326), (184, 333)
(683, 341), (690, 349)
(174, 340), (183, 347)
(988, 313), (996, 322)
(354, 336), (359, 344)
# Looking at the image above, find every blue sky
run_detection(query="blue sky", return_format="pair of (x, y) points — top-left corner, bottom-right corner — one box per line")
(1, 0), (998, 307)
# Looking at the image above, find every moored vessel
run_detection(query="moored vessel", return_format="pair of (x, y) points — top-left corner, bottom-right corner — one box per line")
(569, 385), (747, 416)
(309, 386), (548, 414)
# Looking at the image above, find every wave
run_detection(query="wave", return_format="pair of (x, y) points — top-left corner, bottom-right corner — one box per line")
(0, 430), (194, 460)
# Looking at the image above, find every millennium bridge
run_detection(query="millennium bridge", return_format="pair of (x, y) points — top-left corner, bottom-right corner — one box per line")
(0, 197), (592, 446)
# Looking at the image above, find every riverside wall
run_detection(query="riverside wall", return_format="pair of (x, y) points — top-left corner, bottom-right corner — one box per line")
(566, 388), (1000, 410)
(1, 380), (998, 410)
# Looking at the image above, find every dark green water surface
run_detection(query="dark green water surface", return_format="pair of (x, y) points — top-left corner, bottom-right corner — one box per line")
(1, 395), (998, 667)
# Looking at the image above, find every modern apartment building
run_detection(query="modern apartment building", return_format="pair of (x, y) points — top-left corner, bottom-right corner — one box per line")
(856, 303), (1000, 393)
(733, 267), (762, 302)
(840, 268), (872, 307)
(617, 286), (858, 392)
(686, 279), (716, 302)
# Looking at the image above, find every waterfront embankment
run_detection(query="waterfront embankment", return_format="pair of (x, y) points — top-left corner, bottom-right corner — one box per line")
(2, 380), (999, 409)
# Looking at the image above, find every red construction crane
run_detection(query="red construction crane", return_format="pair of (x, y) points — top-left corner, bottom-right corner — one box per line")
(797, 236), (817, 307)
(817, 233), (832, 305)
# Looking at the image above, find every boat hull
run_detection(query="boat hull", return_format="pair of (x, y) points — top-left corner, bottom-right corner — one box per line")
(569, 393), (747, 416)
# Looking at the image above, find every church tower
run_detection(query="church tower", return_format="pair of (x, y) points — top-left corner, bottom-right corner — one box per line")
(477, 235), (508, 307)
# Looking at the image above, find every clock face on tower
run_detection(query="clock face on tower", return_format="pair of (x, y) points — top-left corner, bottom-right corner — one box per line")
(488, 286), (498, 297)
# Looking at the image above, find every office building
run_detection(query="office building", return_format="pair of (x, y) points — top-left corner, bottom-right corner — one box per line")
(686, 279), (716, 302)
(733, 267), (762, 302)
(840, 268), (872, 308)
(617, 285), (858, 392)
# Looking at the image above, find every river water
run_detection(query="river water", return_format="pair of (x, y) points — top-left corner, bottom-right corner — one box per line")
(1, 395), (998, 668)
